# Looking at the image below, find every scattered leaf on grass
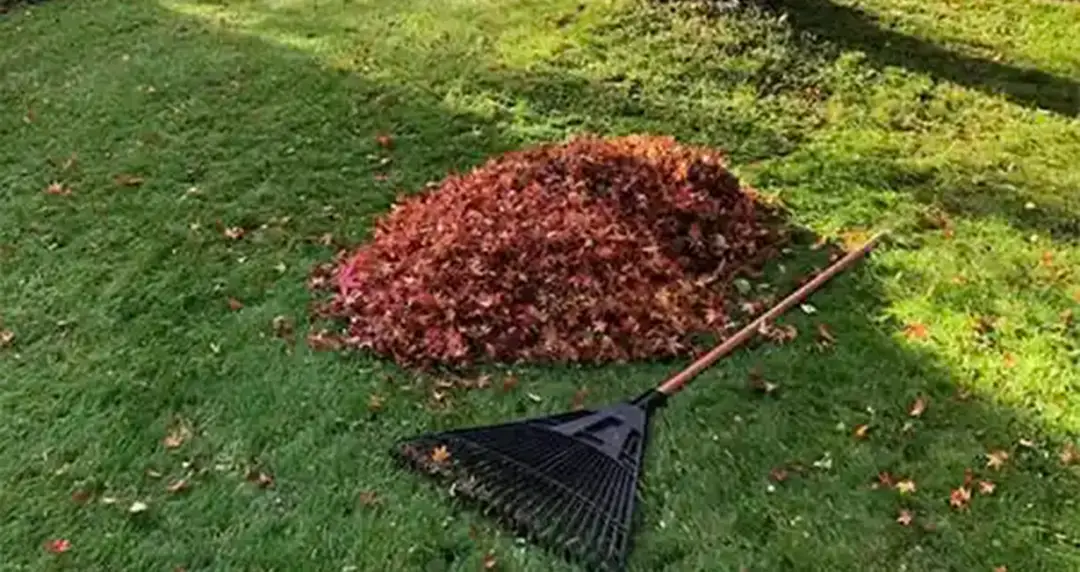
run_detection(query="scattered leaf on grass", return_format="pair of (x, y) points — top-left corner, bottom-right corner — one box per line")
(307, 329), (342, 351)
(1060, 443), (1080, 465)
(46, 539), (71, 554)
(853, 424), (870, 440)
(1002, 352), (1017, 369)
(963, 468), (975, 487)
(949, 487), (972, 510)
(760, 322), (797, 344)
(908, 396), (927, 417)
(375, 134), (394, 149)
(978, 480), (996, 495)
(986, 449), (1010, 470)
(113, 174), (144, 187)
(994, 567), (1007, 572)
(501, 375), (518, 392)
(896, 479), (916, 494)
(430, 445), (451, 464)
(71, 489), (93, 504)
(571, 388), (589, 410)
(896, 509), (914, 526)
(128, 500), (150, 514)
(876, 471), (896, 488)
(358, 491), (380, 506)
(223, 227), (245, 240)
(0, 329), (14, 348)
(903, 323), (929, 340)
(227, 297), (244, 311)
(45, 182), (72, 196)
(163, 422), (191, 450)
(815, 323), (836, 348)
(245, 469), (275, 488)
(166, 480), (190, 494)
(483, 551), (498, 570)
(145, 468), (163, 478)
(748, 366), (779, 395)
(769, 467), (789, 482)
(368, 394), (385, 412)
(272, 316), (295, 340)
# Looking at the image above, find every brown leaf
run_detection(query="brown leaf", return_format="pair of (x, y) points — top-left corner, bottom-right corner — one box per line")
(853, 424), (870, 440)
(375, 134), (394, 149)
(318, 233), (335, 246)
(1060, 443), (1080, 466)
(1002, 352), (1017, 369)
(163, 423), (191, 450)
(483, 551), (498, 570)
(895, 479), (916, 494)
(367, 394), (385, 412)
(223, 227), (245, 240)
(501, 375), (519, 392)
(815, 323), (836, 347)
(307, 329), (342, 351)
(358, 490), (380, 506)
(0, 329), (14, 348)
(978, 480), (995, 495)
(430, 445), (451, 464)
(227, 297), (244, 311)
(877, 471), (896, 488)
(1041, 251), (1055, 268)
(748, 366), (779, 395)
(46, 539), (71, 554)
(908, 396), (927, 417)
(44, 181), (72, 196)
(769, 467), (789, 483)
(166, 479), (190, 494)
(71, 489), (93, 504)
(986, 449), (1009, 470)
(245, 469), (275, 488)
(903, 323), (929, 340)
(113, 173), (145, 187)
(949, 486), (972, 510)
(896, 509), (914, 526)
(571, 387), (589, 411)
(994, 567), (1007, 572)
(272, 316), (295, 339)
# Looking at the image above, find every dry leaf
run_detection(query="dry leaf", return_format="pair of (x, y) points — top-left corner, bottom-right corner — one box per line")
(1060, 443), (1080, 465)
(113, 173), (145, 187)
(227, 297), (244, 311)
(0, 329), (14, 348)
(71, 489), (93, 504)
(501, 375), (519, 392)
(358, 491), (380, 506)
(986, 449), (1010, 470)
(903, 323), (929, 340)
(877, 471), (896, 488)
(949, 487), (972, 509)
(145, 468), (163, 478)
(571, 388), (589, 411)
(272, 316), (295, 339)
(128, 500), (150, 514)
(769, 467), (789, 483)
(368, 394), (385, 412)
(1002, 352), (1017, 369)
(896, 509), (914, 526)
(963, 467), (975, 487)
(483, 551), (498, 570)
(1041, 251), (1055, 268)
(748, 365), (779, 395)
(994, 567), (1007, 572)
(430, 445), (451, 464)
(978, 480), (996, 495)
(375, 134), (394, 149)
(245, 469), (275, 488)
(853, 424), (870, 440)
(46, 539), (71, 554)
(896, 479), (916, 494)
(908, 396), (927, 417)
(44, 181), (72, 196)
(307, 329), (342, 351)
(163, 423), (191, 450)
(223, 227), (245, 240)
(815, 323), (836, 347)
(166, 479), (190, 494)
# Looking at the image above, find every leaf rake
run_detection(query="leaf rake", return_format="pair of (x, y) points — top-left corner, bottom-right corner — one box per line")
(393, 232), (886, 570)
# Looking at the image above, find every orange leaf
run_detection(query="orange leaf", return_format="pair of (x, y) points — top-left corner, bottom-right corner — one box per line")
(430, 445), (451, 464)
(1002, 352), (1017, 369)
(501, 375), (519, 392)
(853, 424), (870, 440)
(227, 297), (244, 311)
(978, 480), (996, 495)
(375, 134), (394, 149)
(1040, 251), (1054, 268)
(896, 509), (913, 526)
(895, 479), (916, 494)
(877, 471), (896, 488)
(367, 394), (385, 413)
(986, 449), (1009, 470)
(113, 173), (145, 187)
(903, 323), (929, 340)
(908, 396), (927, 417)
(949, 486), (971, 509)
(483, 551), (498, 570)
(46, 538), (71, 554)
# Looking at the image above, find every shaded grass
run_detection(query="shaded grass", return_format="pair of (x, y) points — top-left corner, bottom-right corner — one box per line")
(1, 0), (1079, 570)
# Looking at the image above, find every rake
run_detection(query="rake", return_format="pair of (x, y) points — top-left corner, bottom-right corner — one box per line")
(393, 231), (886, 571)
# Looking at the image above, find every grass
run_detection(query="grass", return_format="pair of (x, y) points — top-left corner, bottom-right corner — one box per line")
(1, 0), (1079, 569)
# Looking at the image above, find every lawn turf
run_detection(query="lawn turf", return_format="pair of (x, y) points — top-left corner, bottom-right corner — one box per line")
(1, 0), (1079, 570)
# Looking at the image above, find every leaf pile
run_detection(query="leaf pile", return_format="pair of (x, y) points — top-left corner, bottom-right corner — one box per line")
(312, 135), (781, 367)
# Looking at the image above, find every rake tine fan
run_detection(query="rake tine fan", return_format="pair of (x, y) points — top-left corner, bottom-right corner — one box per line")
(394, 232), (887, 571)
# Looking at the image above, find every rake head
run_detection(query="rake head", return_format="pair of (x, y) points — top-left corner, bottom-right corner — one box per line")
(393, 389), (669, 571)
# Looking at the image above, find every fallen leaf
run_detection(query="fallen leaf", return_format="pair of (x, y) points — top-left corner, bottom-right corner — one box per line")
(908, 396), (927, 417)
(44, 181), (72, 196)
(978, 480), (996, 495)
(245, 469), (275, 488)
(571, 387), (589, 410)
(375, 134), (394, 149)
(113, 173), (145, 187)
(223, 227), (245, 240)
(1074, 289), (1080, 303)
(896, 479), (916, 494)
(951, 274), (967, 285)
(227, 297), (244, 311)
(166, 479), (190, 494)
(769, 467), (789, 482)
(358, 490), (380, 506)
(1002, 352), (1017, 369)
(949, 486), (972, 510)
(46, 539), (71, 554)
(501, 375), (519, 392)
(1018, 438), (1036, 448)
(483, 551), (498, 570)
(877, 471), (896, 488)
(853, 424), (870, 440)
(748, 366), (779, 395)
(896, 509), (913, 526)
(760, 322), (798, 344)
(101, 496), (119, 505)
(307, 329), (342, 351)
(430, 445), (451, 464)
(994, 567), (1007, 572)
(0, 329), (14, 348)
(71, 489), (93, 504)
(986, 449), (1009, 470)
(145, 468), (163, 478)
(368, 394), (385, 412)
(1060, 443), (1080, 465)
(903, 323), (929, 340)
(272, 316), (295, 339)
(163, 423), (191, 450)
(815, 323), (836, 347)
(1041, 251), (1055, 268)
(128, 500), (150, 514)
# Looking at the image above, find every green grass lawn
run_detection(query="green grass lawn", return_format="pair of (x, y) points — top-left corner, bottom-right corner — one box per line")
(2, 0), (1079, 569)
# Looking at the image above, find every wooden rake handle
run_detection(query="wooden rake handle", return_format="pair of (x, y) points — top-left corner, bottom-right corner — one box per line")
(656, 231), (888, 396)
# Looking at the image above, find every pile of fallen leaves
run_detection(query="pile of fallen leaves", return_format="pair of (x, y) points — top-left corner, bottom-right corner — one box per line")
(311, 135), (782, 367)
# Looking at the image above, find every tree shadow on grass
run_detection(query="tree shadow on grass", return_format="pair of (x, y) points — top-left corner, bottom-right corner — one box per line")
(1, 2), (1079, 571)
(770, 0), (1080, 117)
